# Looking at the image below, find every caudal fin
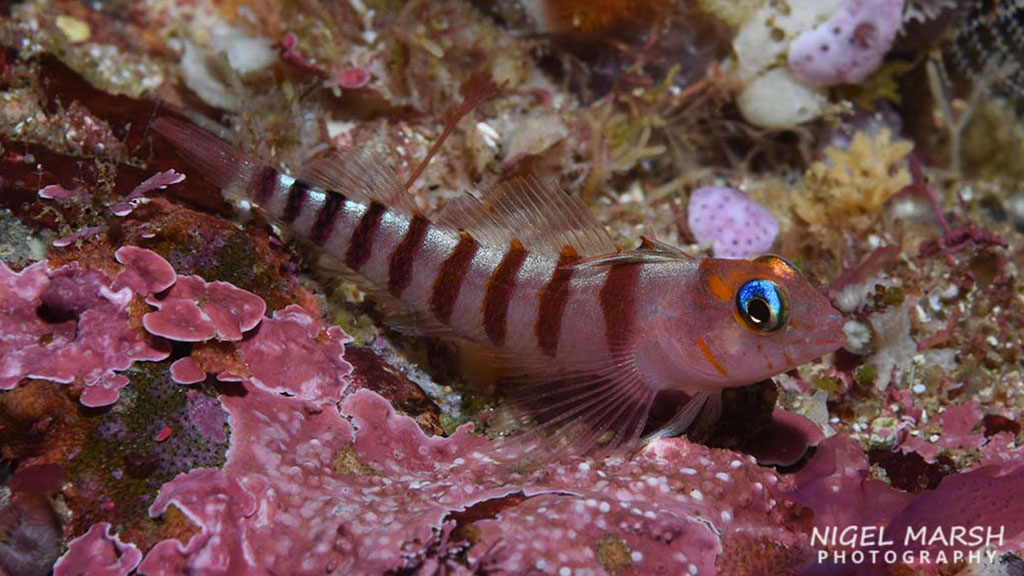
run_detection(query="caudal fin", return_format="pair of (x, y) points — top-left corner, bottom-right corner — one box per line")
(152, 117), (267, 192)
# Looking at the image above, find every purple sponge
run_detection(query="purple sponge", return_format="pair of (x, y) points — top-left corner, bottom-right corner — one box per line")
(788, 0), (905, 87)
(688, 186), (779, 259)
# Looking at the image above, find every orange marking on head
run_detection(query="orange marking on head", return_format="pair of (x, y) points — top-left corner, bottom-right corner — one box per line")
(702, 261), (758, 303)
(783, 351), (794, 365)
(696, 336), (728, 376)
(708, 273), (732, 302)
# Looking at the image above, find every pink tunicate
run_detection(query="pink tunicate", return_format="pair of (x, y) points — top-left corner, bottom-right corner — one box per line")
(687, 186), (779, 259)
(279, 31), (328, 77)
(788, 0), (906, 87)
(744, 407), (825, 466)
(9, 464), (66, 494)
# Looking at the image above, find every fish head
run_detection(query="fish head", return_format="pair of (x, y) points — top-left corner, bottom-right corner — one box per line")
(678, 255), (846, 387)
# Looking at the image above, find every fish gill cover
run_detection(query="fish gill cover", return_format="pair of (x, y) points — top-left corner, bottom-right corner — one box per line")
(1, 0), (1024, 575)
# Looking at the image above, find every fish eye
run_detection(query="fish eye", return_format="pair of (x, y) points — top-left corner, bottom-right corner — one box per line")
(736, 279), (787, 332)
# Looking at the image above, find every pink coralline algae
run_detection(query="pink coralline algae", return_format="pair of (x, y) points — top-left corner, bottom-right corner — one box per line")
(143, 275), (266, 342)
(238, 304), (351, 405)
(138, 469), (257, 576)
(790, 435), (913, 532)
(169, 357), (206, 385)
(0, 245), (266, 407)
(186, 389), (228, 444)
(136, 383), (808, 575)
(52, 226), (103, 248)
(792, 435), (1024, 562)
(898, 402), (987, 463)
(80, 373), (132, 409)
(38, 184), (86, 202)
(886, 461), (1024, 557)
(0, 260), (169, 405)
(688, 186), (779, 258)
(53, 522), (143, 576)
(114, 246), (177, 296)
(788, 0), (906, 87)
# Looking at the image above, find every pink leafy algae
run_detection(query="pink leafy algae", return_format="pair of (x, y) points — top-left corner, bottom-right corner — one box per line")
(143, 275), (266, 342)
(114, 246), (177, 296)
(238, 304), (352, 405)
(169, 357), (206, 385)
(138, 383), (809, 575)
(0, 260), (170, 405)
(53, 522), (143, 576)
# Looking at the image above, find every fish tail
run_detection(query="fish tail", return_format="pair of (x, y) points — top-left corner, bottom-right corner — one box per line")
(152, 117), (278, 204)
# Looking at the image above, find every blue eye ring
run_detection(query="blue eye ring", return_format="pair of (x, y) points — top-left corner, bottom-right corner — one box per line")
(736, 279), (788, 332)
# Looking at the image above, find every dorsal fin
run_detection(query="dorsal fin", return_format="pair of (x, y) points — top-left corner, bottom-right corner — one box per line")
(638, 234), (690, 256)
(301, 148), (419, 214)
(436, 176), (619, 257)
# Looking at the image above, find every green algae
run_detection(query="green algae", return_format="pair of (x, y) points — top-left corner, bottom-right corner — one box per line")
(66, 362), (227, 546)
(594, 534), (632, 575)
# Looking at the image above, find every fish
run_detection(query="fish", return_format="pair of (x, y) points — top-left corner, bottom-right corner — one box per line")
(153, 116), (846, 455)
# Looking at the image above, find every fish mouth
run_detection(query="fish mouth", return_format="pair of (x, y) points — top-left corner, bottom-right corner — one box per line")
(808, 312), (847, 350)
(790, 312), (846, 357)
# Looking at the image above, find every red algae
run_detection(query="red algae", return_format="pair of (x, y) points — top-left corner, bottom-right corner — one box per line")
(134, 383), (810, 574)
(237, 304), (351, 405)
(114, 246), (177, 296)
(143, 275), (266, 342)
(169, 357), (206, 385)
(0, 260), (170, 404)
(53, 522), (143, 576)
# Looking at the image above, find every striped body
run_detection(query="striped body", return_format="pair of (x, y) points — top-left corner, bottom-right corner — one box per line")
(155, 115), (847, 453)
(257, 170), (659, 367)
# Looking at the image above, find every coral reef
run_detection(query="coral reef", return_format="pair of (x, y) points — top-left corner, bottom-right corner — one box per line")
(2, 0), (1024, 574)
